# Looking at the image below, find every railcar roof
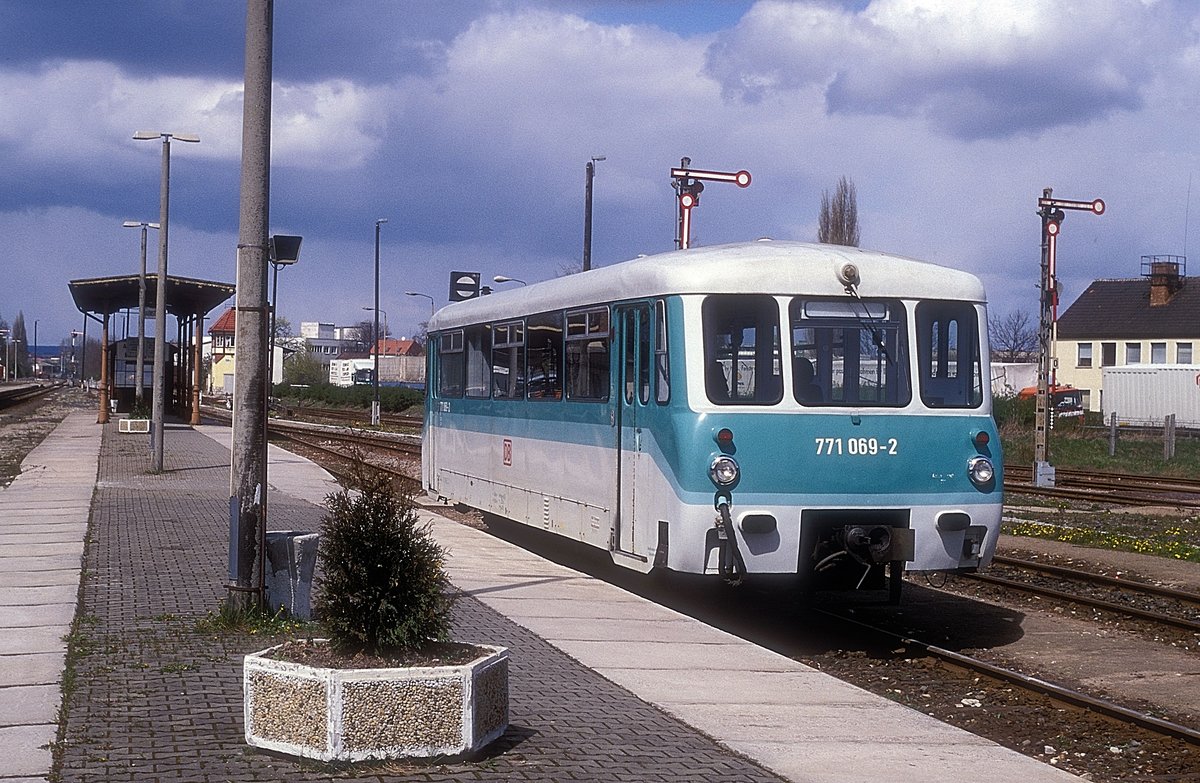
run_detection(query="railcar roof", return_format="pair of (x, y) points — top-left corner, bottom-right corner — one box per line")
(429, 240), (985, 331)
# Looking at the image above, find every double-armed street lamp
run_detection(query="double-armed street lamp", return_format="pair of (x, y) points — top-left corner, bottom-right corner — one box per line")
(133, 130), (199, 472)
(122, 220), (161, 403)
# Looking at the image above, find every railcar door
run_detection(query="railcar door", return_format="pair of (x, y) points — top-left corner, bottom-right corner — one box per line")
(614, 303), (651, 555)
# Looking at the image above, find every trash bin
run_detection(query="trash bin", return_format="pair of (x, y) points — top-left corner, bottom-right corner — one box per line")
(264, 531), (319, 620)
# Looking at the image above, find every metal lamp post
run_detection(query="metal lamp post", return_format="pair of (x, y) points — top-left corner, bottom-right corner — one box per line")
(134, 130), (199, 472)
(371, 218), (388, 426)
(122, 220), (160, 403)
(32, 320), (37, 378)
(363, 305), (389, 394)
(404, 291), (435, 317)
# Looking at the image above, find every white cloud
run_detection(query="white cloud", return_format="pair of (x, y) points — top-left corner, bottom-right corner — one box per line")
(705, 0), (1186, 139)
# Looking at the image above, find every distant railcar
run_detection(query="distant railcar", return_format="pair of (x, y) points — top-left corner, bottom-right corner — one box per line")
(423, 241), (1002, 599)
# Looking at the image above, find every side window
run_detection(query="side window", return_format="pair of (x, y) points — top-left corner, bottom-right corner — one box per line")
(655, 299), (670, 404)
(566, 308), (610, 401)
(437, 330), (464, 398)
(1178, 342), (1193, 364)
(703, 294), (783, 405)
(1126, 342), (1142, 364)
(1101, 342), (1117, 366)
(1077, 342), (1093, 368)
(464, 325), (491, 398)
(638, 307), (652, 404)
(916, 301), (982, 408)
(492, 321), (525, 399)
(526, 313), (564, 400)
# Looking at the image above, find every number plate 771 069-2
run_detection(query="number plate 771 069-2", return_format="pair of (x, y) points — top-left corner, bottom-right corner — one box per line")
(815, 437), (898, 456)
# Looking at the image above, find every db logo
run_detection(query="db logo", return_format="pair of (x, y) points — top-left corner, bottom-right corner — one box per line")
(502, 439), (513, 466)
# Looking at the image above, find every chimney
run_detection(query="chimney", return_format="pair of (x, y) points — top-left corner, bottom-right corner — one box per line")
(1142, 255), (1186, 306)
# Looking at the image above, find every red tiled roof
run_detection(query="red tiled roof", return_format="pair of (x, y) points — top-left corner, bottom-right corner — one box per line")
(208, 307), (236, 334)
(372, 338), (424, 356)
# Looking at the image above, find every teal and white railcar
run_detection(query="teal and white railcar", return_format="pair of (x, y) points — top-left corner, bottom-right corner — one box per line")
(423, 240), (1001, 596)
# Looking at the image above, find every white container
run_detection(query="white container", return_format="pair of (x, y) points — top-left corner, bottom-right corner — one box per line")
(1102, 364), (1200, 427)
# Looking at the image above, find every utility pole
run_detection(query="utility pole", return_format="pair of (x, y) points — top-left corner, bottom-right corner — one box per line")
(1033, 188), (1104, 487)
(583, 156), (604, 271)
(229, 0), (273, 610)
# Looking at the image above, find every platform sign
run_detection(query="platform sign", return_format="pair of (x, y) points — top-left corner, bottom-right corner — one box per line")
(449, 271), (481, 302)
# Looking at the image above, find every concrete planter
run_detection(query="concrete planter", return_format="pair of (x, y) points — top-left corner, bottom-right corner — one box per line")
(118, 418), (150, 433)
(243, 641), (509, 762)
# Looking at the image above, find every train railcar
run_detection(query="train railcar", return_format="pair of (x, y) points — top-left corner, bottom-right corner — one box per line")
(423, 240), (1002, 597)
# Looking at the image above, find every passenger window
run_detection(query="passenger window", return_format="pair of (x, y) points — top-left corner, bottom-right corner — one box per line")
(464, 325), (491, 398)
(916, 301), (982, 408)
(702, 295), (783, 405)
(566, 308), (610, 401)
(638, 307), (651, 405)
(492, 321), (525, 399)
(790, 298), (910, 407)
(437, 330), (464, 398)
(526, 313), (564, 400)
(655, 299), (670, 404)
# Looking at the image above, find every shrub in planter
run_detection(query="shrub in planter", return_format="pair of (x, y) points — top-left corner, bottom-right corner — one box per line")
(316, 475), (452, 654)
(243, 470), (509, 761)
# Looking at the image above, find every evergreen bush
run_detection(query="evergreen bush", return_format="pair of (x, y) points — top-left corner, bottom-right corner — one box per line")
(314, 470), (452, 655)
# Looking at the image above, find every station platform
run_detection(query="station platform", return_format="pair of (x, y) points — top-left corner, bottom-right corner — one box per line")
(0, 412), (1083, 782)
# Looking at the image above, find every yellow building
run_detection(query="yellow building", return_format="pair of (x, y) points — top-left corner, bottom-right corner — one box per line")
(1053, 256), (1198, 413)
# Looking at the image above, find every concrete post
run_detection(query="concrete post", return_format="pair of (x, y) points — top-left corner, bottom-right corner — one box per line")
(229, 0), (273, 610)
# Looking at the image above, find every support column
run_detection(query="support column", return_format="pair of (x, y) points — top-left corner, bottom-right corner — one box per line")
(191, 315), (203, 426)
(98, 314), (110, 424)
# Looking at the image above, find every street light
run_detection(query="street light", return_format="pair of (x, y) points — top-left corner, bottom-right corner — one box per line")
(268, 234), (303, 388)
(372, 218), (388, 426)
(583, 155), (605, 271)
(32, 320), (37, 378)
(404, 291), (435, 317)
(492, 275), (527, 286)
(134, 130), (199, 472)
(123, 220), (161, 404)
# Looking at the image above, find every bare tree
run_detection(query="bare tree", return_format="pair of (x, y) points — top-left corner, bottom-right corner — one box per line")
(988, 310), (1038, 363)
(818, 176), (860, 247)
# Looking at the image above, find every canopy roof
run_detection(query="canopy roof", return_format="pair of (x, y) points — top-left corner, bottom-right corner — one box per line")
(68, 274), (235, 320)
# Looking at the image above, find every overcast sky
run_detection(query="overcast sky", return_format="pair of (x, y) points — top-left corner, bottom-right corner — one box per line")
(3, 0), (1198, 347)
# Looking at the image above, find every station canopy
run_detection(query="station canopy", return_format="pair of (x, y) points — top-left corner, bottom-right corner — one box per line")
(69, 274), (235, 320)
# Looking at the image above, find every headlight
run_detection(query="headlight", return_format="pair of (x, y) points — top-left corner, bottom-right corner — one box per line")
(967, 456), (994, 486)
(709, 455), (740, 488)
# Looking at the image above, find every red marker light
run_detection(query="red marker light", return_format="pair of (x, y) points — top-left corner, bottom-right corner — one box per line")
(715, 428), (734, 446)
(973, 431), (990, 447)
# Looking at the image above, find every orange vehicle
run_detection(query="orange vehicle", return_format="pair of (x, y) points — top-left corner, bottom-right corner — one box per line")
(1016, 384), (1084, 417)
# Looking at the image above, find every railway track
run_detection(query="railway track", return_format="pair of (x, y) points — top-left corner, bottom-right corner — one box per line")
(960, 554), (1200, 635)
(1004, 464), (1200, 507)
(200, 405), (421, 490)
(273, 403), (422, 430)
(0, 383), (58, 411)
(818, 607), (1200, 747)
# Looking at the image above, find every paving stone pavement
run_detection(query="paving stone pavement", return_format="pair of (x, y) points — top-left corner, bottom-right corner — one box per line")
(54, 422), (788, 782)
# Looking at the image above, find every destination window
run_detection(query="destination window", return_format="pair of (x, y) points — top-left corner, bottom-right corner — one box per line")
(790, 298), (910, 407)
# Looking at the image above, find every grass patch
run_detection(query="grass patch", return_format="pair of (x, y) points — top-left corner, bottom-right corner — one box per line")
(1003, 518), (1200, 562)
(195, 601), (318, 638)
